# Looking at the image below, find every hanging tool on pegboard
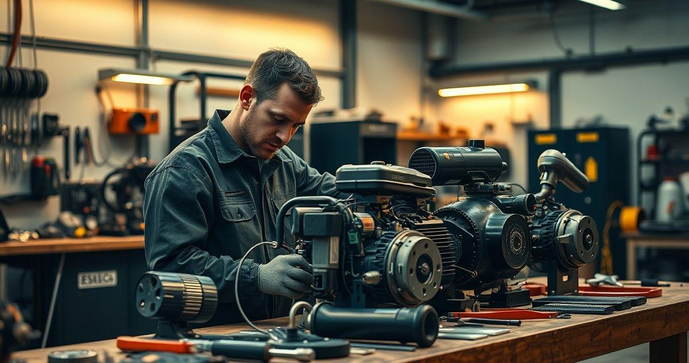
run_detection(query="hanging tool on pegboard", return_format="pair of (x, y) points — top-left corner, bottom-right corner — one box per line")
(2, 0), (50, 180)
(0, 67), (50, 179)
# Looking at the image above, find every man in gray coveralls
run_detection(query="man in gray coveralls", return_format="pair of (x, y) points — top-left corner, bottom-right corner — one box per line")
(143, 48), (341, 325)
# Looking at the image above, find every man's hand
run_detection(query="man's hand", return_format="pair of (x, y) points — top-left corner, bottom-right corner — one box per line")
(257, 254), (313, 299)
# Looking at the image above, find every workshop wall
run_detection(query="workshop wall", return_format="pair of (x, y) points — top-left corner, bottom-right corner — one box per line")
(0, 0), (139, 228)
(0, 0), (425, 230)
(431, 0), (689, 195)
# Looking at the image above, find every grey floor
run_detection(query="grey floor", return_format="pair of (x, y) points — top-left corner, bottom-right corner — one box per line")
(582, 336), (689, 363)
(582, 344), (648, 363)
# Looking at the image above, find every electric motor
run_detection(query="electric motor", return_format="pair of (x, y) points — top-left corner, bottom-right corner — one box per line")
(135, 271), (218, 324)
(434, 198), (531, 291)
(529, 205), (599, 272)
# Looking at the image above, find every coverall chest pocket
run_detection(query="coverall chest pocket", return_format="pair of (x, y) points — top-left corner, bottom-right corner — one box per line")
(218, 195), (259, 250)
(220, 201), (255, 222)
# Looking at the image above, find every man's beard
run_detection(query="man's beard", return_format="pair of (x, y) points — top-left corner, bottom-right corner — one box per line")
(240, 111), (275, 161)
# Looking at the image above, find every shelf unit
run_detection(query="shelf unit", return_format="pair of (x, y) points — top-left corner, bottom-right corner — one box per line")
(636, 128), (689, 218)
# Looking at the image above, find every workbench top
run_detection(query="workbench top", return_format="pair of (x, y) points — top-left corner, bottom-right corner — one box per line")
(12, 278), (689, 362)
(0, 235), (144, 256)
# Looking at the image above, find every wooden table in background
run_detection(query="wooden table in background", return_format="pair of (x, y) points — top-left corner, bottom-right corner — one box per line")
(12, 277), (689, 363)
(0, 235), (144, 256)
(624, 232), (689, 279)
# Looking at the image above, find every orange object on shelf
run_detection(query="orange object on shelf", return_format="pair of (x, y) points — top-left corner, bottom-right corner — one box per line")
(109, 108), (160, 135)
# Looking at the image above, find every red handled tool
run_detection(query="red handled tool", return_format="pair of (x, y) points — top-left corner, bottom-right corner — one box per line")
(578, 285), (663, 298)
(447, 309), (562, 320)
(116, 336), (196, 354)
(522, 282), (662, 298)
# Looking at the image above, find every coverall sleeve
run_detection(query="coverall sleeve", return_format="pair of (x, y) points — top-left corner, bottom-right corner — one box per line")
(143, 165), (260, 303)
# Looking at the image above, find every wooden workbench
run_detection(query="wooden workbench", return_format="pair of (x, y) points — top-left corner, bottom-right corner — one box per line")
(0, 235), (144, 256)
(12, 278), (689, 363)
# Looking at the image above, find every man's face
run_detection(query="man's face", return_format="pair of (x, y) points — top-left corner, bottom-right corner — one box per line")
(239, 83), (313, 160)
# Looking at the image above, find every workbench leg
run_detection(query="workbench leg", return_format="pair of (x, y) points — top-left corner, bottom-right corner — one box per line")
(626, 241), (636, 280)
(650, 331), (687, 363)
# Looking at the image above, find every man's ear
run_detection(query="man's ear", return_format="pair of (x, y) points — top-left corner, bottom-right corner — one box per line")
(239, 84), (255, 111)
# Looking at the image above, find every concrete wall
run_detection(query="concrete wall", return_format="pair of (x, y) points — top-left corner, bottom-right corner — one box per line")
(0, 0), (423, 229)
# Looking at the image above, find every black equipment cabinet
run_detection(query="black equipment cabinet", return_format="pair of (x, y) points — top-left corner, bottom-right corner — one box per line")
(309, 121), (397, 175)
(528, 127), (631, 276)
(34, 250), (156, 346)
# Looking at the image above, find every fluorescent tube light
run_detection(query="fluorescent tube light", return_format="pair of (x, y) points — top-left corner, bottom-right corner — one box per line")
(578, 0), (626, 10)
(98, 68), (193, 85)
(438, 82), (532, 97)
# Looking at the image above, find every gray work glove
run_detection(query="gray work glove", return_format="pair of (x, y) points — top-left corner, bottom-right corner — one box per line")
(257, 254), (313, 299)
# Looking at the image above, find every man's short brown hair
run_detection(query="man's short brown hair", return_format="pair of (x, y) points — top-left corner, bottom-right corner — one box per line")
(245, 48), (323, 105)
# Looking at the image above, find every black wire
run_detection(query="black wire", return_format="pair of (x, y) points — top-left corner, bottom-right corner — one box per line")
(509, 183), (528, 194)
(549, 8), (574, 58)
(589, 6), (596, 56)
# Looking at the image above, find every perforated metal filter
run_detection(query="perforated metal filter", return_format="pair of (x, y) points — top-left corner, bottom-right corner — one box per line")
(408, 149), (437, 178)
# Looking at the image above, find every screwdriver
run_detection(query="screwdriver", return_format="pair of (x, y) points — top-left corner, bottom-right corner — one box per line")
(117, 336), (316, 361)
(188, 339), (315, 362)
(624, 278), (670, 287)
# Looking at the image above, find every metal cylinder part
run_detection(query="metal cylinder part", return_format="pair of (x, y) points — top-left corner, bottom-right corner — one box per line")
(308, 303), (439, 347)
(135, 271), (218, 323)
(408, 144), (505, 185)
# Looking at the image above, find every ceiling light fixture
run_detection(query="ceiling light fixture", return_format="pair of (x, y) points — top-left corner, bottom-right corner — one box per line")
(98, 68), (193, 85)
(578, 0), (626, 11)
(438, 81), (536, 98)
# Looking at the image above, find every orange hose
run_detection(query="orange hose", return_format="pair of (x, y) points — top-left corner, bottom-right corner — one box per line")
(6, 0), (22, 68)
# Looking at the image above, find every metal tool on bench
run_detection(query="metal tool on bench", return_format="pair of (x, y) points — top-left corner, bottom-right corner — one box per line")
(440, 319), (511, 337)
(117, 336), (315, 362)
(463, 318), (522, 326)
(587, 273), (623, 287)
(437, 332), (489, 341)
(532, 295), (645, 311)
(532, 303), (615, 315)
(531, 292), (647, 315)
(587, 273), (670, 288)
(440, 326), (510, 337)
(133, 271), (349, 360)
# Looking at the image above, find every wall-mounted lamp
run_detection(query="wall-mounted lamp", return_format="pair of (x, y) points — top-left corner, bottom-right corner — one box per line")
(98, 68), (193, 86)
(578, 0), (626, 10)
(438, 81), (537, 98)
